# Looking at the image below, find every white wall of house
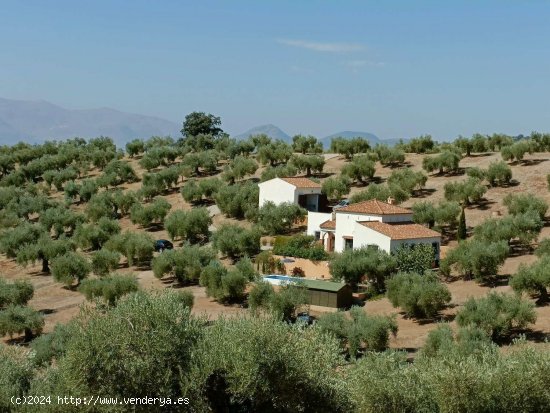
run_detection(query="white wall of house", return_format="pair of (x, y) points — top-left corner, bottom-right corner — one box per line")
(352, 224), (392, 252)
(306, 211), (332, 236)
(258, 178), (296, 207)
(334, 213), (380, 252)
(390, 237), (441, 260)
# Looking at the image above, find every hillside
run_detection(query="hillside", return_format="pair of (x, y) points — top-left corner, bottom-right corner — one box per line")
(234, 124), (291, 142)
(0, 97), (180, 146)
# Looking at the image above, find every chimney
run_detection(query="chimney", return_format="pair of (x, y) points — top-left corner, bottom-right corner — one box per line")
(387, 197), (395, 205)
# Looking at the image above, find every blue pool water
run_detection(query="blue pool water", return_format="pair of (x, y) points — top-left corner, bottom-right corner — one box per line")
(263, 275), (302, 285)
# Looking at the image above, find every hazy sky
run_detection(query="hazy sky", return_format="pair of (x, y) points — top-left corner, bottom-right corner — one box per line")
(1, 1), (549, 139)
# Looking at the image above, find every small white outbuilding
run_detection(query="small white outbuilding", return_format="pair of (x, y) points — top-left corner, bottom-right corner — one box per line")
(258, 177), (327, 212)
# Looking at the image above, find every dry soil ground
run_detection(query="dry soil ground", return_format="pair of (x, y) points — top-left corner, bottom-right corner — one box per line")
(2, 151), (550, 354)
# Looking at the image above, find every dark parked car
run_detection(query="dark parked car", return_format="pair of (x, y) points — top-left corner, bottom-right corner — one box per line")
(155, 239), (174, 252)
(295, 312), (315, 325)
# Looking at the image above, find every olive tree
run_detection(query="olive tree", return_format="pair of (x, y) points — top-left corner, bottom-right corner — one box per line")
(291, 134), (323, 154)
(330, 137), (370, 159)
(164, 208), (211, 244)
(440, 239), (508, 281)
(212, 224), (261, 260)
(456, 292), (536, 341)
(341, 155), (376, 184)
(187, 316), (350, 413)
(422, 151), (461, 175)
(90, 249), (121, 276)
(444, 177), (487, 205)
(50, 252), (91, 287)
(215, 181), (259, 220)
(329, 247), (398, 292)
(130, 197), (171, 228)
(0, 305), (44, 341)
(50, 291), (203, 403)
(321, 175), (351, 202)
(222, 155), (258, 183)
(386, 271), (451, 318)
(511, 256), (550, 303)
(317, 306), (398, 356)
(105, 231), (155, 267)
(152, 245), (216, 283)
(74, 217), (120, 251)
(257, 202), (306, 235)
(289, 154), (325, 176)
(503, 193), (547, 219)
(78, 273), (139, 306)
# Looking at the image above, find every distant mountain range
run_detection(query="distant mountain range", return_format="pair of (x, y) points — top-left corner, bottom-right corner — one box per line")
(0, 98), (180, 146)
(0, 98), (408, 148)
(234, 124), (291, 141)
(234, 124), (406, 147)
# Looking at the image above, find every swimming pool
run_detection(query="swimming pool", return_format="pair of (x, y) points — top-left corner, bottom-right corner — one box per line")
(262, 275), (303, 286)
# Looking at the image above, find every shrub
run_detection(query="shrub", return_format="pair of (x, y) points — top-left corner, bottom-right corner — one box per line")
(291, 267), (305, 277)
(456, 292), (536, 341)
(393, 244), (436, 274)
(78, 273), (139, 306)
(386, 271), (451, 318)
(51, 252), (91, 287)
(272, 234), (328, 260)
(90, 249), (121, 276)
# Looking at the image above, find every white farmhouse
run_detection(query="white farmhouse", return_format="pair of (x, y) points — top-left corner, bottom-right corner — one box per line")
(307, 199), (441, 263)
(258, 177), (328, 212)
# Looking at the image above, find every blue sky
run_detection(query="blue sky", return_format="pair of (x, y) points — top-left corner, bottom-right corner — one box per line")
(1, 1), (549, 139)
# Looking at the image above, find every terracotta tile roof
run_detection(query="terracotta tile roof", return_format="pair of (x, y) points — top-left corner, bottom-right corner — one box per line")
(359, 221), (441, 240)
(280, 177), (322, 188)
(320, 220), (336, 230)
(336, 199), (411, 215)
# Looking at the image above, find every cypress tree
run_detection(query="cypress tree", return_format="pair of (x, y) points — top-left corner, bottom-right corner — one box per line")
(457, 207), (467, 240)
